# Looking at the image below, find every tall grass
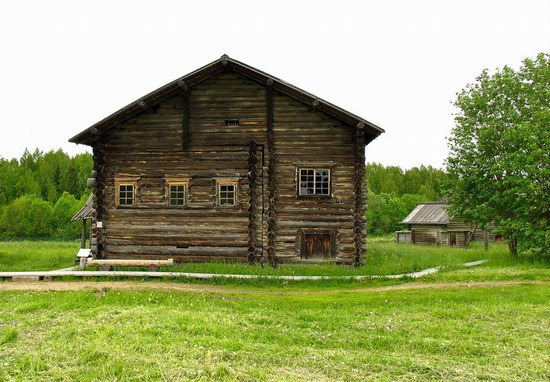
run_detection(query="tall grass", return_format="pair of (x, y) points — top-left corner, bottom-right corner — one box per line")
(1, 238), (545, 276)
(159, 240), (511, 276)
(0, 240), (78, 271)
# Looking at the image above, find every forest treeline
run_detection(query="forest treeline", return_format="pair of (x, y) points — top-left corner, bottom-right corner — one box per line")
(0, 149), (92, 238)
(366, 163), (446, 235)
(0, 149), (446, 238)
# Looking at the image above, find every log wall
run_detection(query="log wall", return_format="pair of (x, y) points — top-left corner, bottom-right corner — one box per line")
(93, 72), (362, 263)
(272, 93), (357, 263)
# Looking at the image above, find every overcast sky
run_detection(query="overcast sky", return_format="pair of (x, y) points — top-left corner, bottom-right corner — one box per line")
(0, 0), (548, 168)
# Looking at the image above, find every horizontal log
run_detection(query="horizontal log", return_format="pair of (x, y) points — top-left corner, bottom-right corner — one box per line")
(86, 258), (174, 267)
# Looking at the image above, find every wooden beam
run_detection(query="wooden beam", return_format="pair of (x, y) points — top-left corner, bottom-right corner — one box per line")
(138, 100), (155, 114)
(353, 123), (366, 266)
(247, 141), (259, 264)
(177, 79), (189, 94)
(221, 55), (231, 72)
(266, 81), (277, 267)
(182, 90), (190, 149)
(80, 219), (87, 249)
(309, 99), (320, 112)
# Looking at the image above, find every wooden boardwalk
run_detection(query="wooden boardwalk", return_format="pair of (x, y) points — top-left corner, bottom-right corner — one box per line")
(0, 260), (487, 282)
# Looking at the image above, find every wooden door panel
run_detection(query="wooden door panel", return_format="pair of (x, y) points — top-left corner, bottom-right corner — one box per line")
(304, 233), (332, 259)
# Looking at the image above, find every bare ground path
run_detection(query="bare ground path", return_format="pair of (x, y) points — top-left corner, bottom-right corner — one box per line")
(0, 279), (547, 295)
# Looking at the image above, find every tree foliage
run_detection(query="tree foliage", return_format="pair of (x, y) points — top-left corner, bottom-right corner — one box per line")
(445, 53), (550, 256)
(0, 149), (92, 238)
(366, 163), (446, 235)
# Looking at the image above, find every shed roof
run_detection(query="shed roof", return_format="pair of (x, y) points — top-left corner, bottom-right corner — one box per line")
(400, 201), (450, 225)
(72, 195), (93, 221)
(69, 54), (384, 146)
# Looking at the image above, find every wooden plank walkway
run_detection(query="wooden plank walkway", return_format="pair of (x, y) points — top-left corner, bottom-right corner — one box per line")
(0, 260), (487, 281)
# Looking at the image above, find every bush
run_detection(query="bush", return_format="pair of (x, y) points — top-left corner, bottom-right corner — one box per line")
(51, 192), (87, 239)
(0, 195), (54, 237)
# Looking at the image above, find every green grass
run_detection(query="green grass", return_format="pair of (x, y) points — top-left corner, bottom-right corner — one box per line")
(1, 238), (549, 380)
(0, 240), (78, 271)
(94, 240), (513, 277)
(1, 238), (545, 279)
(1, 281), (549, 381)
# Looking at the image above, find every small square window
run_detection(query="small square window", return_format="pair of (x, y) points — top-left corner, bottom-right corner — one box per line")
(218, 184), (236, 206)
(169, 184), (186, 207)
(299, 168), (330, 196)
(118, 184), (135, 206)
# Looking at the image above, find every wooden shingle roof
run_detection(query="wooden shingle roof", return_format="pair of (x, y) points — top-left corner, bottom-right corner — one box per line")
(400, 201), (449, 225)
(72, 195), (93, 221)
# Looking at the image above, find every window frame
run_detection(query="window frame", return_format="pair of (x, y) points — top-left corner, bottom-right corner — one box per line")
(215, 178), (239, 207)
(166, 182), (188, 208)
(297, 167), (332, 198)
(115, 176), (140, 208)
(164, 176), (190, 208)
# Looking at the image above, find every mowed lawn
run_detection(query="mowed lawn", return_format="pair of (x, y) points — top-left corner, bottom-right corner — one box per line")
(1, 239), (549, 380)
(1, 281), (549, 381)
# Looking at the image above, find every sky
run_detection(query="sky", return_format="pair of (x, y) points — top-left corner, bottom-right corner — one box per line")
(0, 0), (548, 169)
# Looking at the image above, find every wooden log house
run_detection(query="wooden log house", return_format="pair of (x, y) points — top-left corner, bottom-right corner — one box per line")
(70, 55), (384, 265)
(398, 198), (495, 247)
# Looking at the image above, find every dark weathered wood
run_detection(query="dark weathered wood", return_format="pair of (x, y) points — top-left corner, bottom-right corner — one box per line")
(181, 90), (190, 149)
(138, 100), (155, 114)
(247, 140), (259, 264)
(80, 219), (87, 249)
(266, 80), (277, 267)
(352, 123), (366, 266)
(91, 136), (107, 258)
(72, 67), (377, 265)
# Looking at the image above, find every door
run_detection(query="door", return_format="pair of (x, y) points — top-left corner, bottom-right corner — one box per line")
(303, 233), (332, 259)
(449, 233), (457, 246)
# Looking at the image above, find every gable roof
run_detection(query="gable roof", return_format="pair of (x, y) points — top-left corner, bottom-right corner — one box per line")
(400, 201), (450, 225)
(69, 55), (384, 146)
(72, 195), (93, 221)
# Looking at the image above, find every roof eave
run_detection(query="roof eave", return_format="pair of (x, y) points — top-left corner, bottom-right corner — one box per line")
(69, 55), (384, 146)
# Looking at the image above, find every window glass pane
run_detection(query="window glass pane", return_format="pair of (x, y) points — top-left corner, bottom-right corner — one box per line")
(219, 184), (235, 205)
(299, 168), (330, 196)
(315, 169), (330, 195)
(299, 169), (315, 195)
(119, 184), (134, 205)
(169, 184), (185, 206)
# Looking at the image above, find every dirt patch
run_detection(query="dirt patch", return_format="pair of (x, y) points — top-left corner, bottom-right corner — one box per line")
(0, 279), (546, 295)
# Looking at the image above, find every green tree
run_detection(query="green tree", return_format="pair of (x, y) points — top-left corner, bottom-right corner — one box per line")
(445, 53), (550, 256)
(0, 195), (53, 237)
(366, 191), (408, 235)
(51, 192), (86, 238)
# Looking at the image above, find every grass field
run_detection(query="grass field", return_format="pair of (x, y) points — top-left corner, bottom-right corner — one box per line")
(1, 280), (549, 381)
(0, 238), (521, 276)
(0, 240), (78, 272)
(1, 239), (549, 380)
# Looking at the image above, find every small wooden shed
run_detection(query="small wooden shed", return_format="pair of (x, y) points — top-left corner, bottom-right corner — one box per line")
(72, 195), (93, 249)
(398, 198), (493, 247)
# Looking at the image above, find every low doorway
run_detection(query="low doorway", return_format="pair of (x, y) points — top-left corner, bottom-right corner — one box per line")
(300, 231), (335, 260)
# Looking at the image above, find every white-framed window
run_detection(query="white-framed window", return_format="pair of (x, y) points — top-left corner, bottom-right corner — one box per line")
(168, 183), (187, 207)
(218, 183), (236, 206)
(299, 168), (330, 196)
(215, 178), (239, 207)
(164, 176), (190, 207)
(115, 174), (140, 207)
(117, 183), (135, 206)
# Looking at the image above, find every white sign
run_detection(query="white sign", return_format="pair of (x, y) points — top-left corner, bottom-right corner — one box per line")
(96, 221), (103, 228)
(77, 249), (91, 258)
